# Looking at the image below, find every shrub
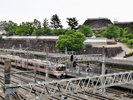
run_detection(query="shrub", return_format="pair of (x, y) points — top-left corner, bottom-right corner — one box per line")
(127, 39), (133, 45)
(51, 29), (66, 36)
(120, 38), (129, 43)
(128, 51), (133, 55)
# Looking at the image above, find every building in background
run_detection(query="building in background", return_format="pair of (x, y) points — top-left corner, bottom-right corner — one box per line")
(83, 18), (113, 32)
(114, 21), (133, 29)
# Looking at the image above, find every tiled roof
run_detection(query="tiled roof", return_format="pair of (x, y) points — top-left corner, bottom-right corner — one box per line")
(83, 18), (113, 31)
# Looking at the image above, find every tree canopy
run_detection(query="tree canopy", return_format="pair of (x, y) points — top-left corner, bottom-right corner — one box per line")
(96, 24), (133, 47)
(96, 25), (130, 39)
(78, 25), (93, 37)
(33, 19), (41, 29)
(50, 14), (62, 29)
(16, 22), (34, 36)
(4, 16), (94, 37)
(56, 31), (86, 52)
(4, 21), (17, 36)
(32, 28), (51, 36)
(66, 17), (78, 30)
(43, 18), (49, 28)
(101, 25), (120, 39)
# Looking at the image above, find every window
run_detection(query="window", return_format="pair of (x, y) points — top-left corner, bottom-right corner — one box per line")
(40, 65), (44, 68)
(56, 67), (66, 71)
(28, 63), (33, 66)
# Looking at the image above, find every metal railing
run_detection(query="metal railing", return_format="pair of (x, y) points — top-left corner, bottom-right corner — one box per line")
(6, 71), (133, 100)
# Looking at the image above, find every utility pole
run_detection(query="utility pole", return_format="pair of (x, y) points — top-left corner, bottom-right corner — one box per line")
(65, 47), (67, 55)
(101, 46), (106, 95)
(19, 44), (22, 50)
(33, 53), (37, 83)
(45, 47), (49, 81)
(26, 39), (30, 71)
(34, 64), (37, 83)
(4, 60), (11, 100)
(102, 46), (105, 75)
(26, 48), (29, 71)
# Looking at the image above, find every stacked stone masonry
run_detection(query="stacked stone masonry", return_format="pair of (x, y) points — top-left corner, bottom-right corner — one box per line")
(0, 37), (122, 57)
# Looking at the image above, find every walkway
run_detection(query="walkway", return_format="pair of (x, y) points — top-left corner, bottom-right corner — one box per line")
(113, 42), (132, 58)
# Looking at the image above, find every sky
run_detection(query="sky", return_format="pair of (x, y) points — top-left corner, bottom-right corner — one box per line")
(0, 0), (133, 27)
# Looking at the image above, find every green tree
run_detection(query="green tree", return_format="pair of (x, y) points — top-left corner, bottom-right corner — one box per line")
(65, 30), (74, 35)
(56, 31), (86, 52)
(96, 28), (106, 37)
(120, 38), (129, 43)
(51, 29), (66, 36)
(4, 20), (17, 36)
(15, 26), (30, 36)
(66, 17), (78, 30)
(124, 33), (133, 39)
(118, 28), (129, 37)
(50, 14), (63, 29)
(32, 28), (51, 36)
(33, 19), (41, 29)
(78, 25), (93, 37)
(102, 25), (120, 39)
(16, 22), (35, 36)
(43, 18), (49, 28)
(128, 39), (133, 46)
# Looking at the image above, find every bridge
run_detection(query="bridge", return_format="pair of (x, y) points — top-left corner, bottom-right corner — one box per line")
(75, 54), (133, 66)
(0, 48), (133, 66)
(0, 51), (132, 99)
(5, 71), (133, 99)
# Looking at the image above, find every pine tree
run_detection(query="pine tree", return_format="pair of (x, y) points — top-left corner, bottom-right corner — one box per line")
(43, 18), (49, 28)
(50, 14), (63, 29)
(66, 17), (78, 30)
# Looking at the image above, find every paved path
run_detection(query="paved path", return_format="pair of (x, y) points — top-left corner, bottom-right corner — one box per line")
(113, 42), (132, 58)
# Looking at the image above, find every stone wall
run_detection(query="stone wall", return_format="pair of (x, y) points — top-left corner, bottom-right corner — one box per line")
(0, 38), (122, 57)
(84, 45), (122, 57)
(0, 38), (57, 52)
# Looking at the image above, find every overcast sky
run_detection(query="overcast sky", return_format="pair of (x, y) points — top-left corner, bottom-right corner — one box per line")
(0, 0), (133, 27)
